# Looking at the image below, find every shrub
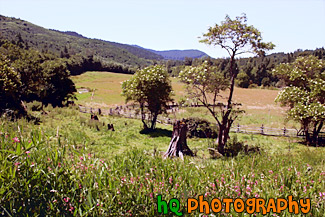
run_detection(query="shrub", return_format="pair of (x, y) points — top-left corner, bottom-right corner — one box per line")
(184, 118), (218, 138)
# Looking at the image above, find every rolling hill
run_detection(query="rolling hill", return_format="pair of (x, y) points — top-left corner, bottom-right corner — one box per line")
(0, 15), (159, 68)
(0, 15), (210, 68)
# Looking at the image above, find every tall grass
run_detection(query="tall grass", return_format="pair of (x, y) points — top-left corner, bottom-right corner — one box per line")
(0, 107), (324, 216)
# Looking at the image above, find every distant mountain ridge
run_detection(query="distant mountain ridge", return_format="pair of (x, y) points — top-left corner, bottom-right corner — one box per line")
(132, 45), (209, 60)
(0, 15), (210, 66)
(149, 49), (209, 60)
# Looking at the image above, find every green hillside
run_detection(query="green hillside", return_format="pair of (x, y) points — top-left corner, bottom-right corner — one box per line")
(0, 15), (160, 68)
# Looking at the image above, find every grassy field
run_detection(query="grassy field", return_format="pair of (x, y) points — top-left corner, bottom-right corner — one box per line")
(72, 71), (297, 128)
(1, 105), (324, 216)
(2, 72), (322, 216)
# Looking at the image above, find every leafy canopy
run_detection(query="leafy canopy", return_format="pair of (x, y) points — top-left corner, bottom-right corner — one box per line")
(200, 13), (275, 57)
(122, 65), (173, 129)
(179, 61), (228, 110)
(274, 55), (325, 123)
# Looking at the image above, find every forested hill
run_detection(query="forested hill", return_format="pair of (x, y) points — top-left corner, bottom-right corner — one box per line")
(0, 15), (161, 69)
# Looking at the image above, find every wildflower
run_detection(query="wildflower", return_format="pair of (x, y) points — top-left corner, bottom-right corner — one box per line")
(25, 151), (30, 154)
(269, 170), (273, 174)
(53, 199), (57, 203)
(69, 206), (74, 212)
(12, 137), (20, 143)
(50, 189), (57, 193)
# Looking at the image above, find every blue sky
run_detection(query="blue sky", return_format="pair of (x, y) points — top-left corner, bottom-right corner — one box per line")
(0, 0), (324, 58)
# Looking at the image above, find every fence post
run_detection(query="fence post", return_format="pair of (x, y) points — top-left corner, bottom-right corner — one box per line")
(283, 127), (286, 136)
(261, 124), (264, 135)
(237, 124), (240, 133)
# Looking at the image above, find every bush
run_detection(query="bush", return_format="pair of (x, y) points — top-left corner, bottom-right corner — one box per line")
(184, 118), (218, 138)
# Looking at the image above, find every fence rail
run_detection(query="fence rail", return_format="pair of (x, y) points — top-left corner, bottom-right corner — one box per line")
(77, 104), (324, 139)
(230, 124), (302, 137)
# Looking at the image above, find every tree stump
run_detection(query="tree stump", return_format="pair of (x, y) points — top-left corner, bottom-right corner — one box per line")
(164, 120), (194, 159)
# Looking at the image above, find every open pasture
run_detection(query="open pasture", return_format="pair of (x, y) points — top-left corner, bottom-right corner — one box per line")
(72, 71), (295, 128)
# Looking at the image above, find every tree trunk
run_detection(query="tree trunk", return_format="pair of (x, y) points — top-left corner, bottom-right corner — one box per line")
(150, 112), (158, 130)
(140, 103), (148, 129)
(217, 54), (237, 155)
(217, 125), (225, 155)
(164, 120), (194, 159)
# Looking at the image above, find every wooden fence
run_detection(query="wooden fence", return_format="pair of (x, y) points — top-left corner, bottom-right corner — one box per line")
(78, 104), (175, 125)
(230, 124), (301, 137)
(78, 104), (324, 139)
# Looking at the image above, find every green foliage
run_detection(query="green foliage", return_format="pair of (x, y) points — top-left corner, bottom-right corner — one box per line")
(274, 55), (325, 144)
(236, 71), (250, 88)
(122, 65), (173, 129)
(40, 59), (76, 107)
(183, 118), (218, 138)
(0, 40), (76, 114)
(0, 56), (22, 113)
(200, 13), (275, 57)
(182, 14), (274, 154)
(0, 15), (157, 71)
(179, 60), (229, 106)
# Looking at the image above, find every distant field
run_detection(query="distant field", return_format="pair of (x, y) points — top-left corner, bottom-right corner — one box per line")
(71, 71), (295, 128)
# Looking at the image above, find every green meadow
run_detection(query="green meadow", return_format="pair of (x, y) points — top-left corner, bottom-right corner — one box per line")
(0, 72), (323, 216)
(1, 104), (324, 216)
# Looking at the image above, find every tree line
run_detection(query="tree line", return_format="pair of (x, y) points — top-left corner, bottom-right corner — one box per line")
(166, 47), (325, 88)
(0, 39), (76, 116)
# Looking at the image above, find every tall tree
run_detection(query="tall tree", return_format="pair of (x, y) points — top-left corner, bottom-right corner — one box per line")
(273, 55), (325, 145)
(122, 65), (173, 130)
(182, 14), (275, 155)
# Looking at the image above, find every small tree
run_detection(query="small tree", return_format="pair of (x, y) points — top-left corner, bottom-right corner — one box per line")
(0, 57), (23, 115)
(273, 55), (325, 145)
(122, 65), (173, 130)
(40, 59), (76, 107)
(180, 14), (274, 155)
